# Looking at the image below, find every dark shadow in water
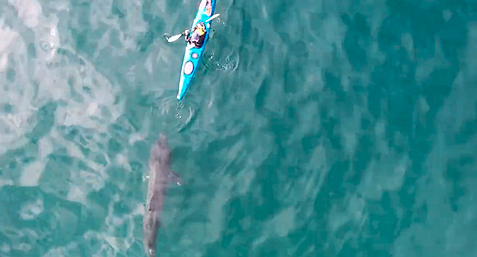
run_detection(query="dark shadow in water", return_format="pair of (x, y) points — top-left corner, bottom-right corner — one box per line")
(445, 157), (470, 212)
(136, 0), (167, 53)
(284, 41), (309, 95)
(69, 1), (106, 58)
(24, 102), (58, 144)
(341, 12), (370, 71)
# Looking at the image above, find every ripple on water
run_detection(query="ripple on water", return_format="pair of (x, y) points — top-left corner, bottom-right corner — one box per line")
(204, 49), (240, 73)
(0, 23), (36, 153)
(0, 1), (133, 255)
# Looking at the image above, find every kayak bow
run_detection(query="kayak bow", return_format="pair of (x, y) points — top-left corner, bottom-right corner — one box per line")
(176, 0), (217, 101)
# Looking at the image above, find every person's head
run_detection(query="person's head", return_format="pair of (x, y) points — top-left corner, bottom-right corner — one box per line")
(196, 22), (206, 36)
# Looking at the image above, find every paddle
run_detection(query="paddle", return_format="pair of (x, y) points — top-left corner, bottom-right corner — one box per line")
(166, 14), (220, 43)
(204, 13), (221, 23)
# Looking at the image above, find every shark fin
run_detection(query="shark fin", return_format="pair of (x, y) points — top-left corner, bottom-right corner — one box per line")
(167, 171), (183, 185)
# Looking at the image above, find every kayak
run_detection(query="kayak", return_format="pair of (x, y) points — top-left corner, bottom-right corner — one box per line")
(176, 0), (217, 100)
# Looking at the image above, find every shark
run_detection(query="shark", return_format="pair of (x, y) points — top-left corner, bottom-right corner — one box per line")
(143, 133), (182, 257)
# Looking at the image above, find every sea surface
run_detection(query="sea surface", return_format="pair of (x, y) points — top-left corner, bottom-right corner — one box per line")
(0, 0), (476, 256)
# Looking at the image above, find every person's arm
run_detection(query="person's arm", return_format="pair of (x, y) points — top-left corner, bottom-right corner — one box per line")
(184, 29), (191, 41)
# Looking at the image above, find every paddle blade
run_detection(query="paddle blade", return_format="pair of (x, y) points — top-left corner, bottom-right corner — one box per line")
(205, 13), (220, 23)
(167, 33), (183, 42)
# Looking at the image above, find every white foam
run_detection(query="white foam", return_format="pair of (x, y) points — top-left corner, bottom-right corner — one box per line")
(8, 0), (43, 28)
(19, 197), (44, 220)
(19, 160), (46, 186)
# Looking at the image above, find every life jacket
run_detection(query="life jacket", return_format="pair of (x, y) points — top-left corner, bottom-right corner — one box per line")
(196, 26), (206, 36)
(189, 31), (205, 47)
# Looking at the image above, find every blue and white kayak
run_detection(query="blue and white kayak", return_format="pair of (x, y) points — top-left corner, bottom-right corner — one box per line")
(176, 0), (217, 100)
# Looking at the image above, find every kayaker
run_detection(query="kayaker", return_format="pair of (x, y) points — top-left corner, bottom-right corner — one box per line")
(183, 22), (207, 48)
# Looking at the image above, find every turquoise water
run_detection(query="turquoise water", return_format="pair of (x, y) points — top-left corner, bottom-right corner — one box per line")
(1, 0), (476, 256)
